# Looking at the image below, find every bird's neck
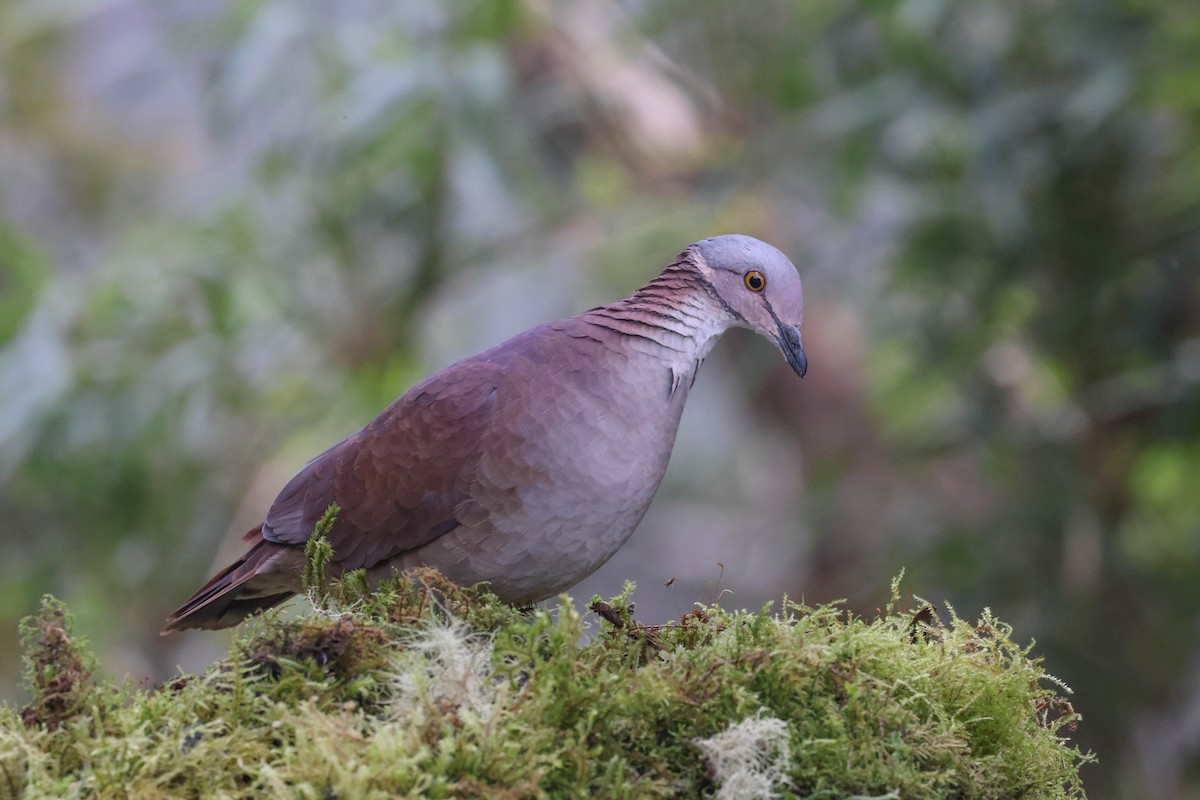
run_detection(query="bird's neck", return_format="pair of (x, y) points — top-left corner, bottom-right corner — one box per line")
(578, 261), (731, 374)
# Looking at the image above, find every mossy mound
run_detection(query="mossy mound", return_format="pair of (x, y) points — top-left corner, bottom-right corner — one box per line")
(1, 571), (1090, 799)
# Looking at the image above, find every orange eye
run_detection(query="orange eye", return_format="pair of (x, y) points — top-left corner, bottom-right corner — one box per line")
(744, 270), (766, 292)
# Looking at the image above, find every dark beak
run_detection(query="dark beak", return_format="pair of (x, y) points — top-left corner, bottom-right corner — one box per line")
(777, 323), (807, 378)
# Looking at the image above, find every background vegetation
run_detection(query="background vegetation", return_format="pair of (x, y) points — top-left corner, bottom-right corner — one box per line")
(0, 1), (1196, 797)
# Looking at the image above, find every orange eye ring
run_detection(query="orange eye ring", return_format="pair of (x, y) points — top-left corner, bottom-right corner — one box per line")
(744, 270), (766, 292)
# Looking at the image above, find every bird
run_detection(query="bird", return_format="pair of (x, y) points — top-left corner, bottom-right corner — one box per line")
(162, 234), (807, 632)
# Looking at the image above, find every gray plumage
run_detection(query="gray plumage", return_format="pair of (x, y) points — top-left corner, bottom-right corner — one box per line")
(163, 234), (807, 632)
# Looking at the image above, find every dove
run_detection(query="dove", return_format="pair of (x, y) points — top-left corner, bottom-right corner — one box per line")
(163, 234), (806, 632)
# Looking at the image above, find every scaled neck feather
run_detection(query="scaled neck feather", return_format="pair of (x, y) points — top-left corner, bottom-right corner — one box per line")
(577, 253), (732, 378)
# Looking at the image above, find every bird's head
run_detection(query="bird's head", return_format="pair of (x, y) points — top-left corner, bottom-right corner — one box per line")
(689, 234), (807, 378)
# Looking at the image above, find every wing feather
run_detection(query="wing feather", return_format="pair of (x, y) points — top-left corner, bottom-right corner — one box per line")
(260, 359), (504, 571)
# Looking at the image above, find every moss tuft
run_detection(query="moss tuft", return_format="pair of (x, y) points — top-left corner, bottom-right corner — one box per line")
(301, 502), (339, 604)
(18, 597), (95, 732)
(0, 574), (1093, 799)
(239, 614), (393, 706)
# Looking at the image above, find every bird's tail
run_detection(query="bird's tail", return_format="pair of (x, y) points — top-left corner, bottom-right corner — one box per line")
(160, 525), (296, 634)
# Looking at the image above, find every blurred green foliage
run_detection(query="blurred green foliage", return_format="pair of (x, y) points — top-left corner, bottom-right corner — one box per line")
(0, 1), (1197, 797)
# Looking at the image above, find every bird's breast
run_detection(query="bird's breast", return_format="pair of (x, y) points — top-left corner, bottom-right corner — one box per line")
(392, 346), (694, 603)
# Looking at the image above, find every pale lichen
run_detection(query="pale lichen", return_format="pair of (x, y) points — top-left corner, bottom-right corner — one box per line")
(694, 710), (793, 800)
(390, 617), (499, 724)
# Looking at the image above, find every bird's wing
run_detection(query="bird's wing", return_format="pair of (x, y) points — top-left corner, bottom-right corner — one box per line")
(260, 357), (506, 570)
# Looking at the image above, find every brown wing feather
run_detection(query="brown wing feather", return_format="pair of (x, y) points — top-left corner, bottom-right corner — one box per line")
(259, 357), (505, 571)
(165, 333), (535, 633)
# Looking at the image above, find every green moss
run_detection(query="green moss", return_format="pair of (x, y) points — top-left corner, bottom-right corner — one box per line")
(301, 503), (340, 604)
(17, 597), (96, 733)
(0, 577), (1091, 799)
